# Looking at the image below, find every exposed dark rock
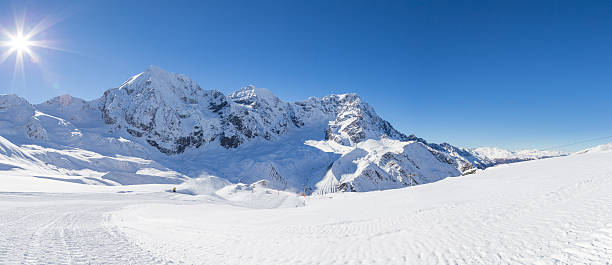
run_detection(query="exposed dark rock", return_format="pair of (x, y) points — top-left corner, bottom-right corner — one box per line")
(220, 134), (241, 149)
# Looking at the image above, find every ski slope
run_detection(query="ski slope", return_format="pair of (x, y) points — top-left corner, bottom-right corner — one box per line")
(0, 146), (611, 264)
(112, 147), (612, 264)
(0, 191), (176, 264)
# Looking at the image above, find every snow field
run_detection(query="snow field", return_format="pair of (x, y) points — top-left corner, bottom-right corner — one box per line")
(110, 150), (612, 264)
(0, 143), (610, 264)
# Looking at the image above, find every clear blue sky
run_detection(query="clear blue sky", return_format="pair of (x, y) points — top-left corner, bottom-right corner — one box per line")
(0, 0), (611, 152)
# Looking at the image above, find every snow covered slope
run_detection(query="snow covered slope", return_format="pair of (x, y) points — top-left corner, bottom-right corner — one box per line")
(575, 141), (612, 154)
(0, 135), (185, 185)
(307, 139), (463, 192)
(471, 146), (567, 165)
(107, 144), (612, 264)
(1, 140), (609, 264)
(0, 66), (564, 191)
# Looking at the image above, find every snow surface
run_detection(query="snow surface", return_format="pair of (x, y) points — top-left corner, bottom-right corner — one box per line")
(114, 147), (612, 264)
(0, 135), (186, 186)
(307, 138), (461, 193)
(471, 146), (567, 163)
(1, 147), (610, 264)
(175, 175), (232, 195)
(575, 141), (612, 154)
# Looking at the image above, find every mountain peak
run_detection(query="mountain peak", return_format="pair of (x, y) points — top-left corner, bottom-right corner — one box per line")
(38, 94), (91, 109)
(144, 65), (170, 75)
(335, 93), (360, 100)
(0, 93), (30, 104)
(59, 94), (73, 105)
(230, 85), (278, 105)
(0, 94), (35, 123)
(116, 66), (201, 100)
(140, 65), (176, 82)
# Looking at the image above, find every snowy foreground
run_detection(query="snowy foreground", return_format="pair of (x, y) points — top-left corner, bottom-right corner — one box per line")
(1, 149), (611, 264)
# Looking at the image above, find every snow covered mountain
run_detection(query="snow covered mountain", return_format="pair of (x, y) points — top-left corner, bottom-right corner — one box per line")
(471, 147), (567, 165)
(0, 135), (185, 185)
(0, 66), (565, 192)
(95, 66), (411, 154)
(574, 141), (612, 154)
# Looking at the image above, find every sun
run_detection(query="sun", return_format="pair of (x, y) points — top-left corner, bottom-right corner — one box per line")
(0, 13), (65, 89)
(8, 34), (33, 52)
(1, 28), (39, 65)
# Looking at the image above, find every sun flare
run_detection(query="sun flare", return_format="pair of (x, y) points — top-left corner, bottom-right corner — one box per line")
(0, 14), (64, 89)
(1, 28), (40, 65)
(8, 34), (32, 52)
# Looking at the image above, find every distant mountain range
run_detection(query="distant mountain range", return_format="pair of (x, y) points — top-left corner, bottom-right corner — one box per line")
(0, 66), (567, 192)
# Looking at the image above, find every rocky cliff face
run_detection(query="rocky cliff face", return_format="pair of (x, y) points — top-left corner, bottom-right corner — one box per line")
(306, 93), (410, 145)
(97, 66), (233, 153)
(95, 66), (412, 155)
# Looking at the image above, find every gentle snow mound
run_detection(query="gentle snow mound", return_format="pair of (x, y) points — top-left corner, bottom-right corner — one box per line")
(175, 177), (304, 208)
(575, 141), (612, 154)
(216, 180), (305, 208)
(175, 175), (232, 195)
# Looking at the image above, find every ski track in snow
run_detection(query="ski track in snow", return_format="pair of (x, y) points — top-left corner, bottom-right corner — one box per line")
(0, 193), (176, 264)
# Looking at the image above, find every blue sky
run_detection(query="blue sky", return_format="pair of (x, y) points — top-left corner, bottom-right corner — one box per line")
(0, 0), (610, 152)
